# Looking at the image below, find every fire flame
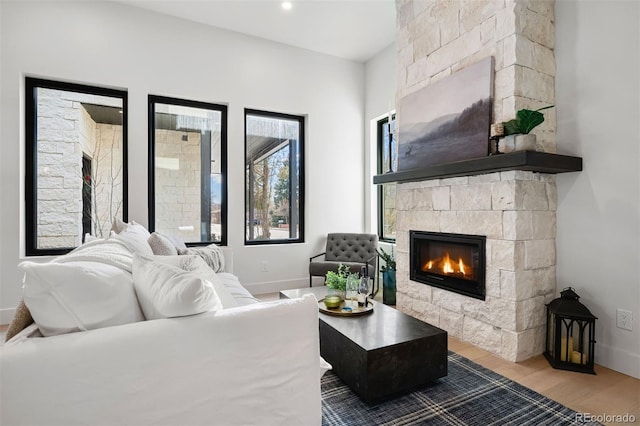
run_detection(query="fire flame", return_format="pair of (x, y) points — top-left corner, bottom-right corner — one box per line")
(442, 252), (454, 274)
(422, 251), (469, 277)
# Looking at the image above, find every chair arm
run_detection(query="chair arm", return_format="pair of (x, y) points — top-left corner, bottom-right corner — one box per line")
(309, 252), (326, 262)
(364, 254), (379, 296)
(364, 254), (377, 269)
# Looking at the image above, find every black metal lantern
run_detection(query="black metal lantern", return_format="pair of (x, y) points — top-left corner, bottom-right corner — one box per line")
(544, 287), (597, 374)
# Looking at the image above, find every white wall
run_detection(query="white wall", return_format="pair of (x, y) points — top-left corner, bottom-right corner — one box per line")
(0, 0), (366, 316)
(556, 0), (639, 378)
(364, 43), (396, 234)
(0, 1), (4, 319)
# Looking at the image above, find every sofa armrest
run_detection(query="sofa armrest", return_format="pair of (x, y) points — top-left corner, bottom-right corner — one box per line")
(1, 295), (321, 426)
(220, 246), (234, 273)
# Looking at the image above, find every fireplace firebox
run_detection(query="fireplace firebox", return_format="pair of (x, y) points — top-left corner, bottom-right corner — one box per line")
(410, 231), (486, 300)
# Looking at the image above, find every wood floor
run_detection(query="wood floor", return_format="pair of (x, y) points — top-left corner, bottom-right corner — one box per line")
(3, 303), (638, 425)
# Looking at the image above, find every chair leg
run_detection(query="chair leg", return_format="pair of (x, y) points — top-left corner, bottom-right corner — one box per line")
(309, 275), (312, 288)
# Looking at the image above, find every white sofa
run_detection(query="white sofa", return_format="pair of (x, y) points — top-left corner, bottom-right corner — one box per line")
(1, 244), (324, 425)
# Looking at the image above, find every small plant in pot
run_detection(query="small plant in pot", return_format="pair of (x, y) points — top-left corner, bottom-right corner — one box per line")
(377, 247), (397, 305)
(325, 264), (359, 306)
(501, 105), (554, 152)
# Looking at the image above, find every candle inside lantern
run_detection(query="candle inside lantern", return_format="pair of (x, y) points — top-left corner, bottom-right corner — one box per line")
(571, 351), (587, 365)
(560, 337), (574, 362)
(490, 123), (504, 138)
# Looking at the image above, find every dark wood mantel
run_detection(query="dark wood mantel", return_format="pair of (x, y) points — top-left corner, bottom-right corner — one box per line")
(373, 151), (582, 184)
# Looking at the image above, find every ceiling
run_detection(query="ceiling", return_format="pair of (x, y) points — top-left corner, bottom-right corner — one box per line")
(82, 104), (124, 125)
(116, 0), (396, 62)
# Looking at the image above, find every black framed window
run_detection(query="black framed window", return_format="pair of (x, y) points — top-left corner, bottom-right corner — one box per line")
(377, 115), (397, 242)
(148, 96), (227, 245)
(245, 109), (304, 245)
(25, 77), (128, 256)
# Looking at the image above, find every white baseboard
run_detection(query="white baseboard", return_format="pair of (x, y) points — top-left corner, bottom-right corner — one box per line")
(243, 278), (311, 296)
(597, 342), (640, 379)
(1, 308), (16, 325)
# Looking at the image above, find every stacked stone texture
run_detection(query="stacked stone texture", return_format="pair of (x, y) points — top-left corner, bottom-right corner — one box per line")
(37, 90), (123, 249)
(395, 0), (557, 362)
(155, 130), (203, 242)
(395, 171), (557, 361)
(397, 0), (556, 152)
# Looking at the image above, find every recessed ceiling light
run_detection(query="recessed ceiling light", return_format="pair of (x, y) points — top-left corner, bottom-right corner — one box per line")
(281, 1), (292, 10)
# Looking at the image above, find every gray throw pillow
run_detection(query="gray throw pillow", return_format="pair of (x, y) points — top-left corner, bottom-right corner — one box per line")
(148, 232), (178, 256)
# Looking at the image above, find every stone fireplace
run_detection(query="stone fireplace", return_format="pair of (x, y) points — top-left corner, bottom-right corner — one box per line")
(395, 171), (558, 362)
(391, 0), (564, 362)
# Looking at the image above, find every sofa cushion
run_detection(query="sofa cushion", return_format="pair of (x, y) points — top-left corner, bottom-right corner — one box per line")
(20, 260), (144, 337)
(178, 244), (225, 273)
(216, 273), (260, 306)
(133, 255), (222, 320)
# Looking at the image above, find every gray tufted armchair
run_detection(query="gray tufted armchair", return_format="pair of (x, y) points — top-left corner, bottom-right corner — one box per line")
(309, 233), (378, 291)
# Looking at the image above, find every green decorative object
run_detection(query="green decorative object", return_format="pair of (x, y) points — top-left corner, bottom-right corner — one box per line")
(323, 295), (342, 309)
(325, 263), (359, 293)
(503, 105), (554, 136)
(377, 247), (396, 272)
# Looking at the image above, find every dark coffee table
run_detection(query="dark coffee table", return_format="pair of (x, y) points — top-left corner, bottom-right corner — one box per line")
(280, 287), (448, 402)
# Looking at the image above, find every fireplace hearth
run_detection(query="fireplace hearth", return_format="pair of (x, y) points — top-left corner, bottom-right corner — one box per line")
(410, 231), (486, 300)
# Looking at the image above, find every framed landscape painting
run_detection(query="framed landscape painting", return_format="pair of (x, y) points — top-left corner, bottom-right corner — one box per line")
(397, 57), (494, 171)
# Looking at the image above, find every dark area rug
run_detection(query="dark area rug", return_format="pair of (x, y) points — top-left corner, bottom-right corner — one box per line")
(321, 352), (601, 426)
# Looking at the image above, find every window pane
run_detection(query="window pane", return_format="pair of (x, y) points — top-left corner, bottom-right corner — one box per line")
(381, 117), (397, 173)
(150, 97), (226, 244)
(26, 78), (127, 255)
(382, 183), (397, 240)
(377, 116), (397, 242)
(245, 110), (304, 244)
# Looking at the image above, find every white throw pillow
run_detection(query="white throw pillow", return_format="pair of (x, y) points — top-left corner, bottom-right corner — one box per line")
(151, 254), (206, 271)
(113, 230), (153, 256)
(110, 217), (128, 234)
(320, 356), (332, 378)
(151, 255), (238, 309)
(129, 221), (151, 238)
(148, 232), (178, 256)
(133, 255), (222, 320)
(110, 218), (151, 238)
(20, 261), (144, 337)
